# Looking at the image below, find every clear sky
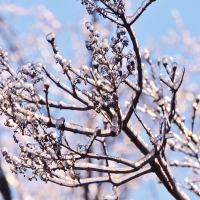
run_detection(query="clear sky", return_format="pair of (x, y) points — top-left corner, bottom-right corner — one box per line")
(11, 0), (200, 43)
(7, 0), (200, 65)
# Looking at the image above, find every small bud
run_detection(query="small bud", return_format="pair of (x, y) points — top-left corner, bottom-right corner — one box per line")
(54, 54), (62, 62)
(99, 39), (109, 51)
(144, 49), (150, 60)
(25, 141), (31, 147)
(172, 62), (177, 69)
(2, 147), (8, 156)
(158, 99), (164, 106)
(46, 32), (55, 43)
(43, 78), (50, 88)
(93, 30), (99, 37)
(159, 73), (163, 79)
(116, 43), (123, 51)
(27, 174), (33, 181)
(92, 60), (99, 69)
(193, 102), (198, 110)
(35, 62), (42, 68)
(85, 22), (92, 29)
(50, 131), (57, 139)
(162, 57), (168, 66)
(126, 62), (131, 72)
(196, 94), (200, 103)
(89, 25), (94, 32)
(168, 56), (173, 63)
(116, 27), (126, 37)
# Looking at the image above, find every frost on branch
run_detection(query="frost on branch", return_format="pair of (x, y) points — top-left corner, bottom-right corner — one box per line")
(0, 1), (197, 199)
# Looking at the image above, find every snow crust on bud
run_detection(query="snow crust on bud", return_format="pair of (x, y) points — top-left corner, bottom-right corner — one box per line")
(162, 57), (169, 65)
(89, 25), (94, 32)
(50, 131), (57, 139)
(85, 22), (92, 29)
(2, 147), (8, 156)
(158, 99), (164, 106)
(116, 27), (126, 36)
(196, 94), (200, 102)
(92, 60), (99, 69)
(93, 30), (99, 37)
(46, 32), (55, 42)
(54, 54), (62, 62)
(172, 62), (177, 69)
(43, 78), (50, 87)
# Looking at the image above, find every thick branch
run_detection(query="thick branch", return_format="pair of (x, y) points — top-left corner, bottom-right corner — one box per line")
(122, 18), (143, 124)
(122, 123), (190, 200)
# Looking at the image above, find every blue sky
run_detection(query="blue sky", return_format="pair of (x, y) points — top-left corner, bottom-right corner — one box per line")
(13, 0), (200, 42)
(8, 0), (200, 65)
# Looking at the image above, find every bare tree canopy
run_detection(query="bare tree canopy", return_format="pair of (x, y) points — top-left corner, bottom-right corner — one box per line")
(0, 1), (200, 199)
